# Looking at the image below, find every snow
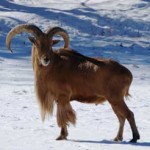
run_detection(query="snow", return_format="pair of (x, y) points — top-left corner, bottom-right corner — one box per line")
(0, 0), (150, 149)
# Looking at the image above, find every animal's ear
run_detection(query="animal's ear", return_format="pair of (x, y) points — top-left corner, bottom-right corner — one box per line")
(52, 40), (60, 45)
(28, 36), (36, 44)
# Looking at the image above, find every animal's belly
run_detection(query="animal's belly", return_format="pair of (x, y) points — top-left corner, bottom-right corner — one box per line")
(71, 95), (106, 105)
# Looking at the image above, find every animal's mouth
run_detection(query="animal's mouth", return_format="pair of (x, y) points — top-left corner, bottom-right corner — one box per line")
(41, 56), (50, 67)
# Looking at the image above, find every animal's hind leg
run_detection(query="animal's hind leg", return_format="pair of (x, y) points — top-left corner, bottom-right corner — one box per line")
(111, 100), (140, 142)
(56, 95), (76, 140)
(111, 105), (125, 141)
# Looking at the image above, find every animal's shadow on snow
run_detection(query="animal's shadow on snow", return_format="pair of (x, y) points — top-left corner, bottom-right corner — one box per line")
(68, 139), (150, 147)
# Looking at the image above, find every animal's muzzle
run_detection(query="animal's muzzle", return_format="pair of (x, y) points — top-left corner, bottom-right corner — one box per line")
(41, 56), (50, 66)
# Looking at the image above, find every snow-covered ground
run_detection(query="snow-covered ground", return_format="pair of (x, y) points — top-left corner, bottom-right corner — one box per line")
(0, 0), (150, 150)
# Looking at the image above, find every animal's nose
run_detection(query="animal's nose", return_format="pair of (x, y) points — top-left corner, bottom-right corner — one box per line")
(41, 56), (50, 66)
(43, 57), (49, 63)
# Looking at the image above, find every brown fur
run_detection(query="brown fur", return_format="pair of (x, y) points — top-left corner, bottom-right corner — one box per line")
(57, 102), (76, 127)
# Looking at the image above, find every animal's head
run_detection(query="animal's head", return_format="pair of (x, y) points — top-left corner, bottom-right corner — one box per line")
(6, 24), (70, 66)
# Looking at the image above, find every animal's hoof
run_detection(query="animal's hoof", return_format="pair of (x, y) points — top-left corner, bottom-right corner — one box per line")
(130, 134), (140, 143)
(56, 136), (67, 140)
(113, 137), (123, 142)
(129, 138), (137, 143)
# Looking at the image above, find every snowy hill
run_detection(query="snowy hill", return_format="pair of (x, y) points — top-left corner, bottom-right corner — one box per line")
(0, 0), (150, 150)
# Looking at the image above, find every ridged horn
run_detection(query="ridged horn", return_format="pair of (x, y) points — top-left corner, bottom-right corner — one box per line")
(46, 27), (70, 48)
(6, 24), (43, 52)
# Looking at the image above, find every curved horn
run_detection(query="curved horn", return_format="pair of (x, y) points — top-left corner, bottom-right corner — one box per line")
(46, 27), (70, 48)
(6, 24), (43, 52)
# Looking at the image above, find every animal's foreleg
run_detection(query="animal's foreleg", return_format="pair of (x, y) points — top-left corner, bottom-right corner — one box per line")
(56, 96), (76, 140)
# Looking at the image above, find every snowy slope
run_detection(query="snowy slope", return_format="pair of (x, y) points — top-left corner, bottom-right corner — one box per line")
(0, 0), (150, 150)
